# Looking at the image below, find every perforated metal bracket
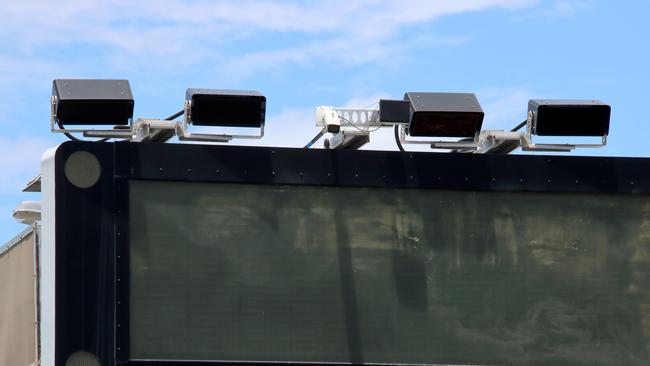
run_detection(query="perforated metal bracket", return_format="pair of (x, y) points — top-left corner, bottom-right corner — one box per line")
(313, 107), (382, 150)
(315, 107), (382, 130)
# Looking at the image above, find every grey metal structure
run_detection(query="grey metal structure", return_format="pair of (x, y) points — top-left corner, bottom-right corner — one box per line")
(11, 77), (642, 366)
(404, 92), (484, 137)
(51, 79), (134, 125)
(0, 224), (40, 366)
(528, 99), (611, 136)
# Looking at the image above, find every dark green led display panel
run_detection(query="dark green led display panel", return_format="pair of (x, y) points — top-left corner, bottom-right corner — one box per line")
(129, 181), (650, 366)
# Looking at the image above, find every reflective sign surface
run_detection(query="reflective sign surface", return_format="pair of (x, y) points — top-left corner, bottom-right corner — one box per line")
(130, 181), (650, 365)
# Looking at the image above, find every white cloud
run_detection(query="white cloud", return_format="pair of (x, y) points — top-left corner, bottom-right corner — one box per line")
(510, 0), (591, 20)
(1, 0), (541, 77)
(478, 87), (534, 130)
(2, 1), (540, 38)
(341, 94), (390, 109)
(0, 0), (554, 121)
(542, 0), (592, 17)
(257, 107), (318, 148)
(0, 56), (81, 129)
(0, 136), (55, 193)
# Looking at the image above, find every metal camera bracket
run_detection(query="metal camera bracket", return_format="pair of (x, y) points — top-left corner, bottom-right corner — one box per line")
(521, 111), (607, 152)
(50, 96), (134, 139)
(51, 98), (267, 144)
(177, 100), (265, 143)
(396, 124), (480, 151)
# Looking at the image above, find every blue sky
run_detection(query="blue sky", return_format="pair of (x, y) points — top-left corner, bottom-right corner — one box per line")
(1, 0), (649, 239)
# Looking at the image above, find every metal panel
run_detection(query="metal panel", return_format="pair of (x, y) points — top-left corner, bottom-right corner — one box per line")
(0, 225), (38, 366)
(404, 92), (484, 137)
(117, 142), (650, 194)
(54, 142), (115, 366)
(51, 141), (650, 366)
(186, 88), (265, 127)
(379, 99), (409, 123)
(528, 99), (611, 136)
(52, 79), (134, 125)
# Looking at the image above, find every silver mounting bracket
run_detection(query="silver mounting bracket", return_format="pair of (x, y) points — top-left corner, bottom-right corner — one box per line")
(520, 112), (607, 152)
(179, 100), (264, 143)
(326, 129), (371, 150)
(474, 114), (608, 154)
(475, 130), (526, 154)
(50, 96), (135, 139)
(397, 124), (480, 151)
(131, 118), (178, 142)
(475, 129), (608, 154)
(50, 96), (267, 144)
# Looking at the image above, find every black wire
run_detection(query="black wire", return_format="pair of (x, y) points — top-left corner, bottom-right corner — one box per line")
(511, 119), (528, 132)
(394, 125), (405, 152)
(57, 120), (80, 141)
(338, 116), (382, 132)
(164, 109), (184, 121)
(304, 129), (326, 148)
(57, 109), (184, 143)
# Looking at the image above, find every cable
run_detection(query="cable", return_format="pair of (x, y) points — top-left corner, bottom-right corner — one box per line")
(511, 119), (528, 132)
(56, 109), (184, 143)
(361, 101), (379, 109)
(394, 125), (405, 152)
(57, 120), (110, 142)
(164, 109), (184, 121)
(304, 129), (326, 149)
(306, 111), (381, 149)
(338, 116), (382, 133)
(57, 120), (80, 141)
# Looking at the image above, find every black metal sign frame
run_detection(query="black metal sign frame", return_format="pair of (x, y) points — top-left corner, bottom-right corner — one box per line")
(53, 141), (650, 366)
